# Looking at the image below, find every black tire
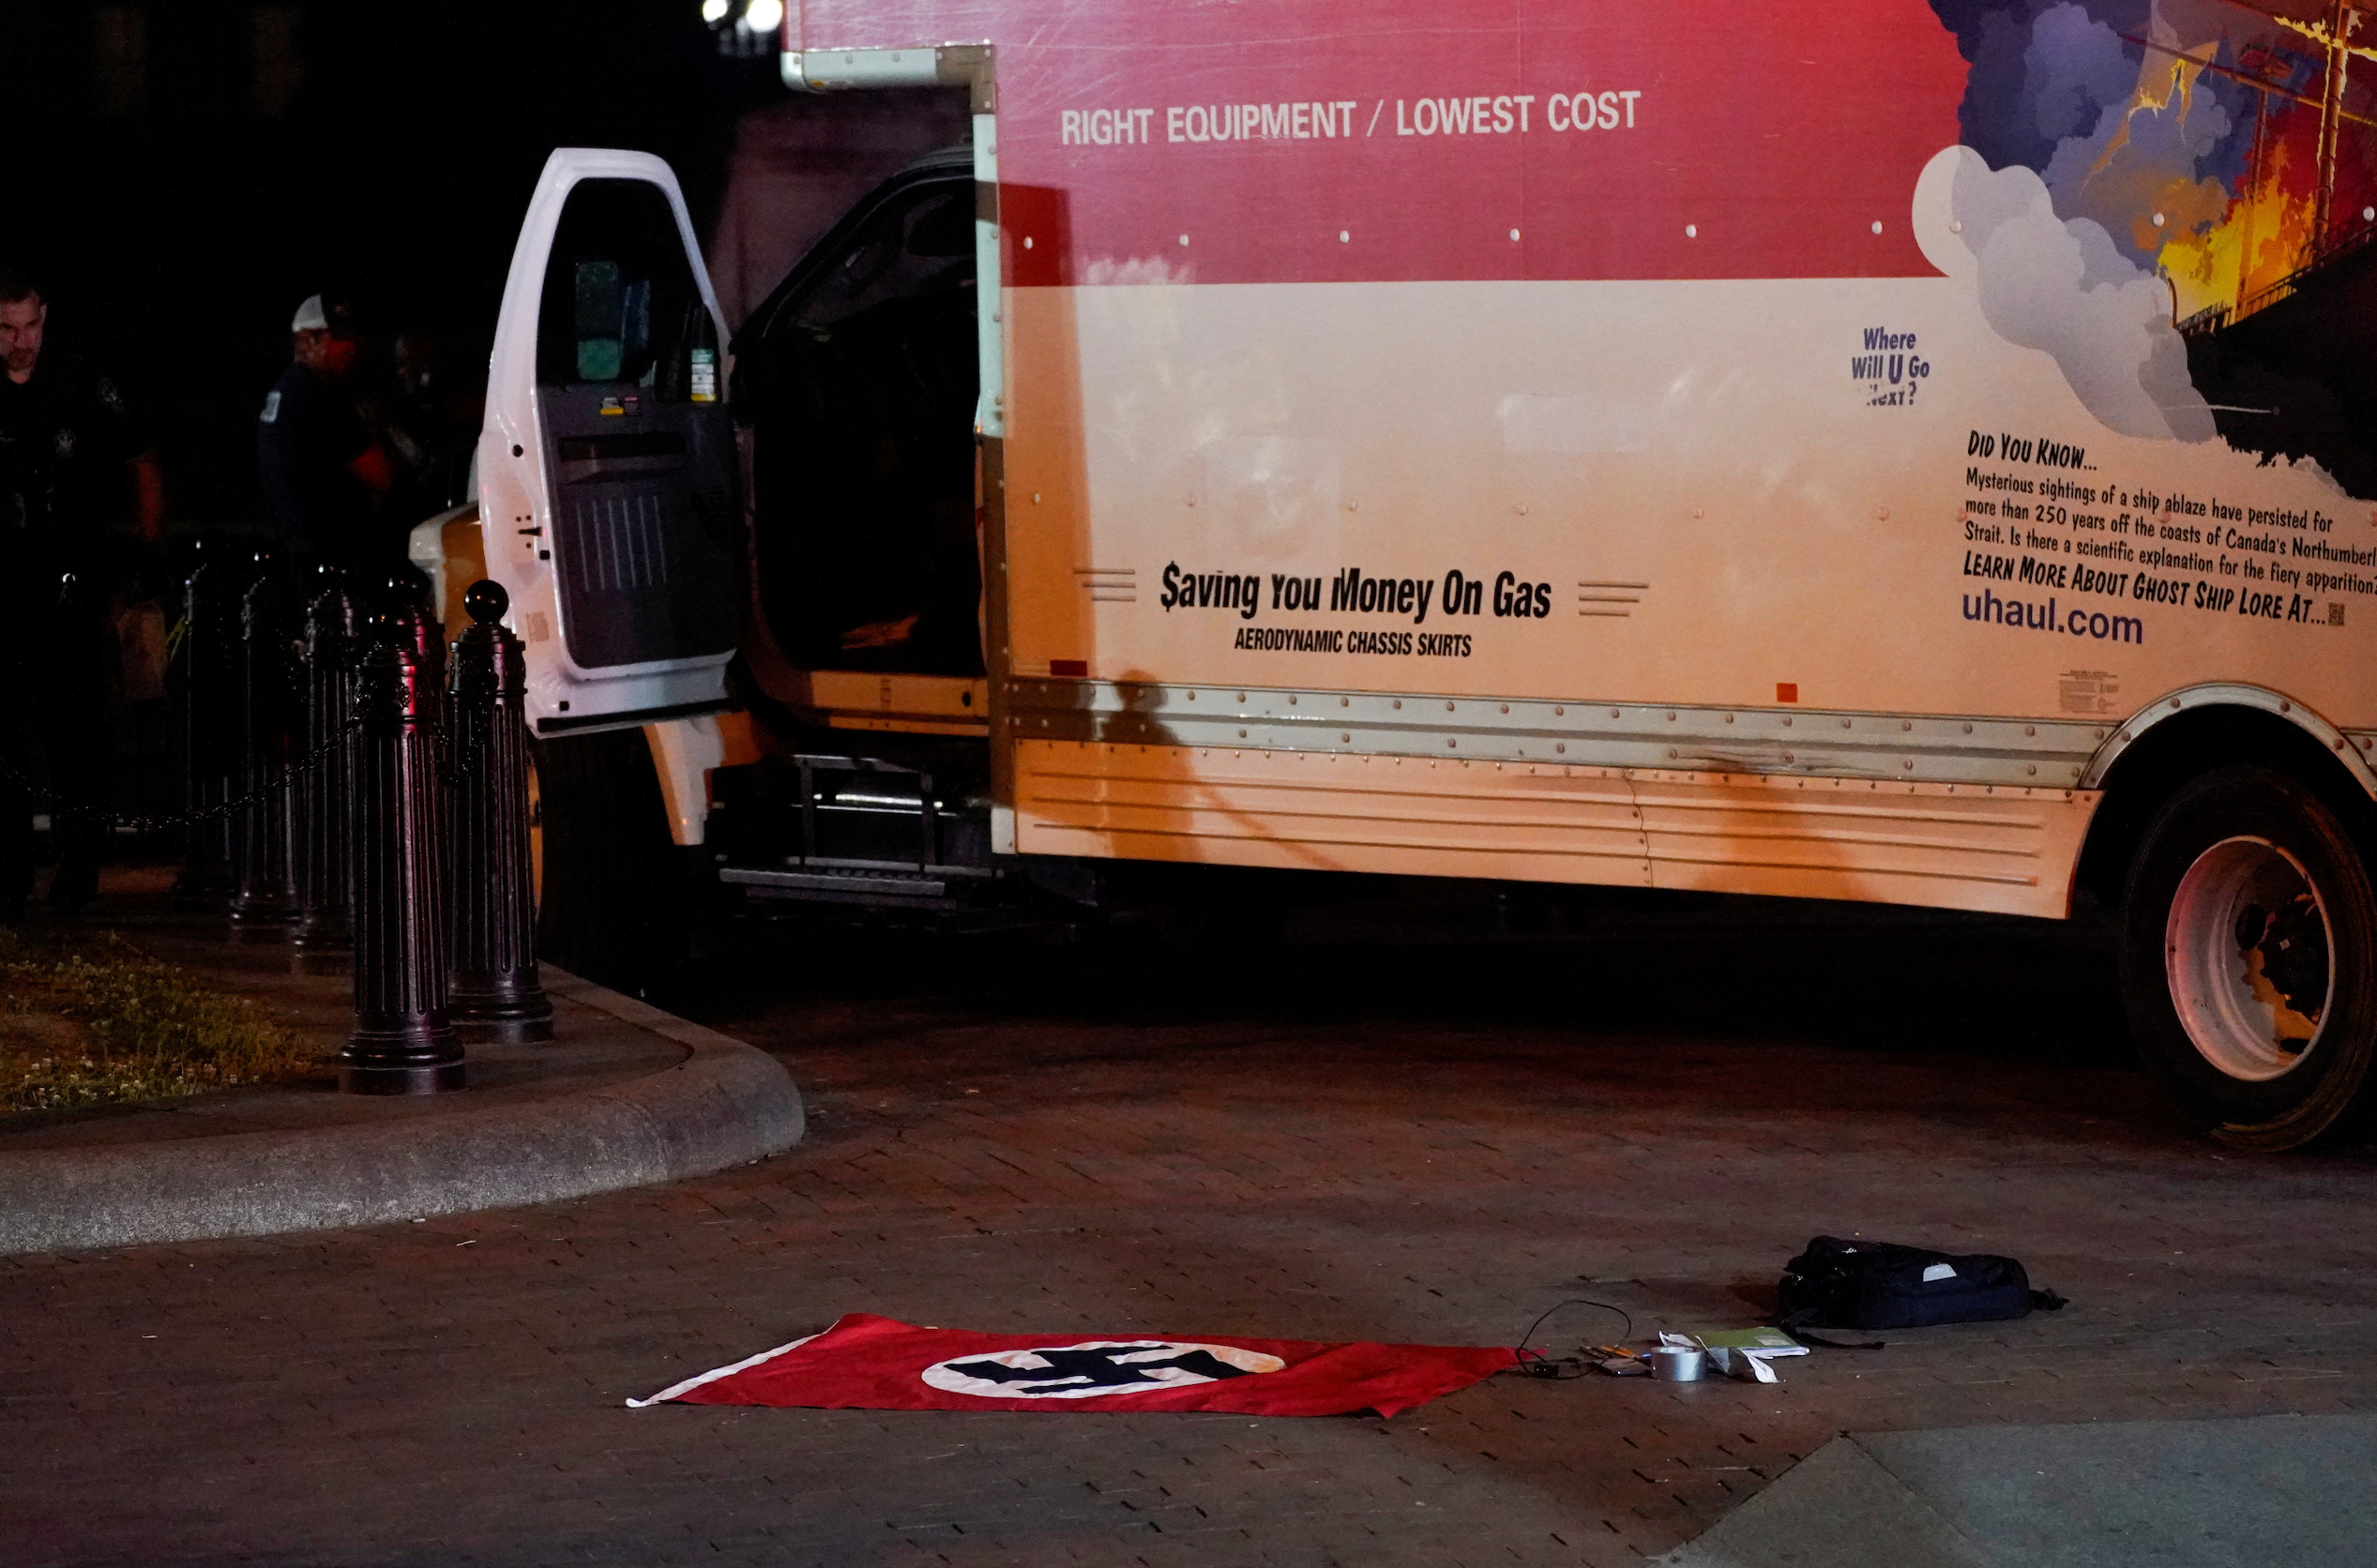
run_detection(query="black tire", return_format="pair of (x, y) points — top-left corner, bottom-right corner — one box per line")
(533, 729), (685, 989)
(2119, 764), (2377, 1151)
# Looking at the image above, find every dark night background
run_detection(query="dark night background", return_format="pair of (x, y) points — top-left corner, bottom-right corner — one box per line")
(1, 0), (782, 527)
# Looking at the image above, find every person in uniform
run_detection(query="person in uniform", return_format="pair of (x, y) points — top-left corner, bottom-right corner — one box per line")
(256, 293), (395, 568)
(380, 323), (487, 535)
(0, 266), (165, 918)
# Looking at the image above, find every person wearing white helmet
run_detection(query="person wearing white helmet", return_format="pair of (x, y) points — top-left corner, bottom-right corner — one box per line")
(256, 292), (395, 566)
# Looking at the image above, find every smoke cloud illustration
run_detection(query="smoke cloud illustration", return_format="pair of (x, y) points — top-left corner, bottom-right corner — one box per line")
(2036, 6), (2233, 254)
(1920, 1), (2276, 443)
(1936, 2), (2238, 259)
(1947, 149), (2217, 441)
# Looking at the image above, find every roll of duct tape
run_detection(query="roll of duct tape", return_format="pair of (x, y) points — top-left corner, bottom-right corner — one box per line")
(1647, 1347), (1705, 1382)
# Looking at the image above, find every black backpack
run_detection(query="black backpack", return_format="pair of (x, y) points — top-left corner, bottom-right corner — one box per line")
(1778, 1236), (2067, 1332)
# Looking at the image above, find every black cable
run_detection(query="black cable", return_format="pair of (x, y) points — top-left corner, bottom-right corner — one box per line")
(1505, 1298), (1635, 1380)
(1521, 1297), (1633, 1351)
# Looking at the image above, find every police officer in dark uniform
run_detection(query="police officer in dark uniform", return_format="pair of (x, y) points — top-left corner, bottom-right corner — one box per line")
(0, 266), (165, 919)
(257, 292), (394, 568)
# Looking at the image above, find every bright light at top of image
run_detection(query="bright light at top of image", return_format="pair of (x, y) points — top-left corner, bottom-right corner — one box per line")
(701, 0), (729, 22)
(744, 0), (785, 32)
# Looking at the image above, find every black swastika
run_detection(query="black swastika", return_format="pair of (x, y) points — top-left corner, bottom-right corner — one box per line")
(945, 1344), (1256, 1394)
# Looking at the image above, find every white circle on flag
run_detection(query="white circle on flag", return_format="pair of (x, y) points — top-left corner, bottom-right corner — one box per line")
(920, 1339), (1285, 1399)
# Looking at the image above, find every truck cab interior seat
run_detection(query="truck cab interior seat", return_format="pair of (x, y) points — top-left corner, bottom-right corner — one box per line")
(743, 166), (982, 678)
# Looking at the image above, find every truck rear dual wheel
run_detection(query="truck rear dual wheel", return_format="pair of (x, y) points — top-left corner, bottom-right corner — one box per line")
(2120, 765), (2377, 1151)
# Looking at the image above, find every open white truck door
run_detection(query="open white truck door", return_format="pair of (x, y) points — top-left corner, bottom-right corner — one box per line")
(479, 148), (742, 735)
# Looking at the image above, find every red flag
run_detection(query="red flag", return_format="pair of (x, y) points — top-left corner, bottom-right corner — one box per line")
(630, 1313), (1517, 1419)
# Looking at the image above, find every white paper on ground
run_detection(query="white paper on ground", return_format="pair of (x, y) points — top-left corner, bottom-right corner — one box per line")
(1704, 1346), (1784, 1383)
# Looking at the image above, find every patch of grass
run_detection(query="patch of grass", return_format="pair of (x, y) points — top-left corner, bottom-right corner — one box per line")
(0, 929), (327, 1113)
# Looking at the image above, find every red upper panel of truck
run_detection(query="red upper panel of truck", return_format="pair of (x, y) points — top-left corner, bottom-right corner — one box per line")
(791, 0), (1966, 286)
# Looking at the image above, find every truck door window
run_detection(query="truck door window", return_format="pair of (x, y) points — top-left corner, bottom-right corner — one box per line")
(746, 175), (983, 678)
(537, 179), (705, 393)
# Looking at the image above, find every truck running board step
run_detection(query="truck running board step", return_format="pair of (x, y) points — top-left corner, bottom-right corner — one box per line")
(721, 866), (963, 906)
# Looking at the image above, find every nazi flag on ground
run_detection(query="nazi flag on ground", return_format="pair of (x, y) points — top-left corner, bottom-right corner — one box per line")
(629, 1313), (1518, 1418)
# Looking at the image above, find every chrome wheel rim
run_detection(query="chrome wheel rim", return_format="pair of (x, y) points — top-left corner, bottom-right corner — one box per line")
(2166, 836), (2333, 1082)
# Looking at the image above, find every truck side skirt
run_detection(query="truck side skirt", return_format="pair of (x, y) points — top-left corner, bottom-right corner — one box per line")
(1014, 738), (2096, 920)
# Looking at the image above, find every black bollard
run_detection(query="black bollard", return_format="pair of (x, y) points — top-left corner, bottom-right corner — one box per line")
(447, 581), (553, 1042)
(379, 596), (450, 977)
(228, 573), (303, 940)
(341, 630), (465, 1093)
(172, 550), (255, 909)
(293, 578), (364, 969)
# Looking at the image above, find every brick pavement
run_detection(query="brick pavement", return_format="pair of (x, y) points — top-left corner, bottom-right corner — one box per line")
(7, 884), (2377, 1565)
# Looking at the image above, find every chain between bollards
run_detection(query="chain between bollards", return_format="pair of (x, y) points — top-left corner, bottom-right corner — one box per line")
(1, 720), (359, 835)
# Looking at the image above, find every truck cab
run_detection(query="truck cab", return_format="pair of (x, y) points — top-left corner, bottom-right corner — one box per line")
(430, 58), (1018, 980)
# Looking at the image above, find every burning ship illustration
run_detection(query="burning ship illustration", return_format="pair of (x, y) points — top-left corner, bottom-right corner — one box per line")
(2159, 2), (2377, 497)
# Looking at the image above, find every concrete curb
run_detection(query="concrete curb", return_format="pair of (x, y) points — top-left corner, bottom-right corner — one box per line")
(0, 967), (803, 1256)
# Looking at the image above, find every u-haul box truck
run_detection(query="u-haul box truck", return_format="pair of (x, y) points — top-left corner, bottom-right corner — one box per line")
(431, 0), (2377, 1149)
